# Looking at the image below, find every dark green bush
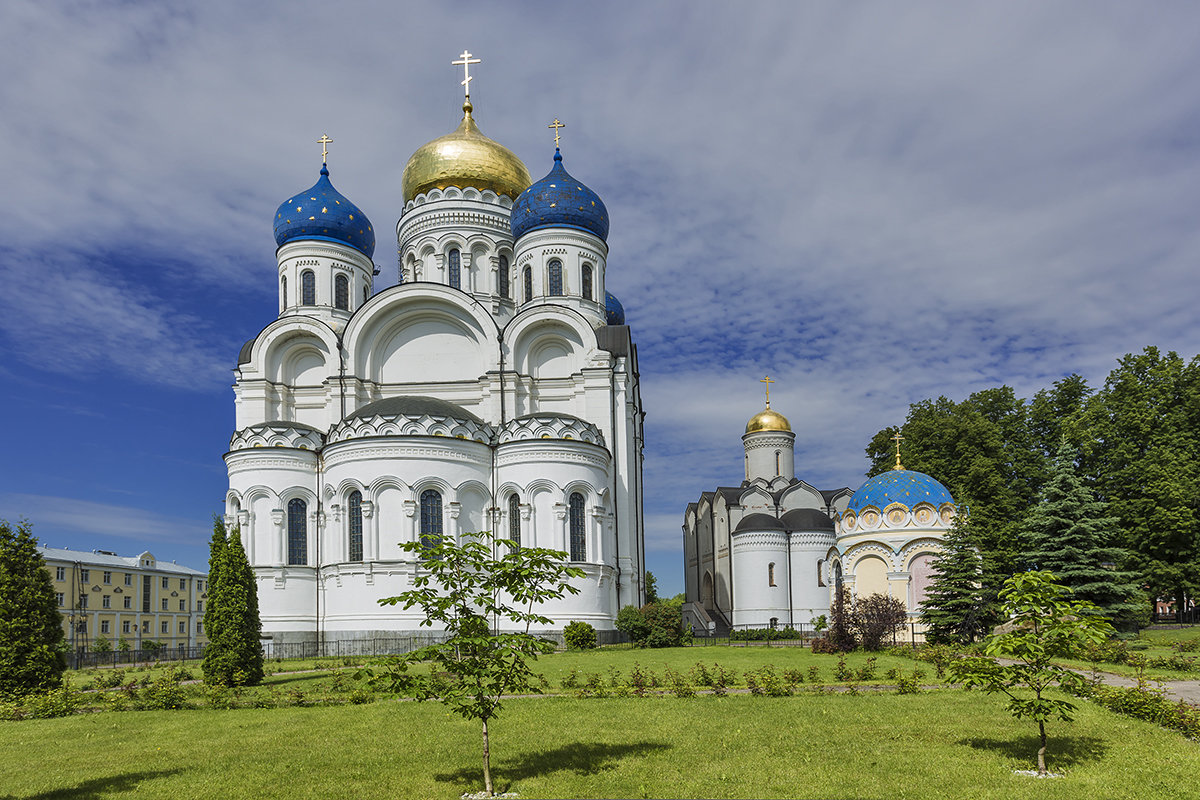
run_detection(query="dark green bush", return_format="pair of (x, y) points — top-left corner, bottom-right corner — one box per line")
(729, 627), (805, 641)
(563, 620), (597, 650)
(615, 605), (649, 644)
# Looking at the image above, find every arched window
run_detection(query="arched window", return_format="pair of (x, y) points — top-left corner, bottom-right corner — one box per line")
(568, 492), (585, 562)
(335, 274), (349, 310)
(301, 270), (316, 305)
(507, 493), (521, 550)
(363, 284), (369, 305)
(348, 490), (363, 562)
(280, 276), (287, 310)
(448, 249), (461, 289)
(420, 489), (443, 555)
(768, 562), (776, 586)
(817, 558), (826, 587)
(287, 498), (307, 565)
(581, 264), (593, 301)
(775, 451), (781, 476)
(498, 254), (509, 298)
(523, 266), (532, 302)
(548, 260), (563, 296)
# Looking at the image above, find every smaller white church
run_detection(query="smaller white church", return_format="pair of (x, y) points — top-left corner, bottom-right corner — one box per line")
(682, 387), (957, 634)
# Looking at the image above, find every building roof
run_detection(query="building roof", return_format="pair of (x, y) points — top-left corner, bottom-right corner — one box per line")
(37, 546), (206, 576)
(511, 148), (609, 242)
(274, 164), (375, 258)
(734, 512), (785, 533)
(779, 507), (835, 532)
(346, 395), (483, 424)
(845, 468), (954, 512)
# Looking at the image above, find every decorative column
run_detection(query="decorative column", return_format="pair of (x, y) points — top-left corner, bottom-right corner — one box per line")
(361, 500), (376, 561)
(329, 504), (343, 563)
(519, 503), (532, 547)
(553, 502), (568, 554)
(237, 510), (251, 563)
(270, 508), (285, 566)
(403, 499), (418, 547)
(591, 507), (606, 565)
(449, 502), (462, 543)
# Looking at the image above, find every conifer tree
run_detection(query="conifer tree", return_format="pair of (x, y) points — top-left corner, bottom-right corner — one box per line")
(0, 519), (66, 698)
(202, 517), (264, 686)
(1021, 440), (1144, 629)
(920, 501), (997, 644)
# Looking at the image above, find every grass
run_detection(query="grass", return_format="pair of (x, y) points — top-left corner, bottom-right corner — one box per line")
(1, 688), (1197, 799)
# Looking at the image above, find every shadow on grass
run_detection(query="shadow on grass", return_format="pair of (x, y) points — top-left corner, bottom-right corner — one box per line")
(8, 768), (183, 799)
(434, 740), (672, 791)
(958, 734), (1108, 770)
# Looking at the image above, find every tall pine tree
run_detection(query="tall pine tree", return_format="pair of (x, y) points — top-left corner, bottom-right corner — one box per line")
(0, 519), (66, 697)
(1021, 440), (1144, 630)
(202, 517), (263, 686)
(920, 500), (1000, 644)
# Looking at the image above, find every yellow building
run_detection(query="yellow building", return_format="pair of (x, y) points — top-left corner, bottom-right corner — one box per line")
(38, 546), (209, 655)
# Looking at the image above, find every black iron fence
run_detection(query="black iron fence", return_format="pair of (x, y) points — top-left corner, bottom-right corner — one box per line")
(69, 645), (204, 670)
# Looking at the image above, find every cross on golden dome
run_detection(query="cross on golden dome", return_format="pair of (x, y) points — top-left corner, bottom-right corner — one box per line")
(452, 49), (482, 100)
(317, 134), (333, 164)
(548, 118), (565, 148)
(891, 432), (905, 470)
(760, 375), (775, 407)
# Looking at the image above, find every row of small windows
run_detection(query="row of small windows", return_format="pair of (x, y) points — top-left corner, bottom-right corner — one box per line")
(282, 271), (368, 311)
(523, 260), (592, 303)
(285, 490), (590, 565)
(428, 250), (594, 305)
(53, 567), (195, 593)
(58, 594), (201, 614)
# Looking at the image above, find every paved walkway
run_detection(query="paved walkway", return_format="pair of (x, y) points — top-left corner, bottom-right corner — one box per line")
(992, 659), (1200, 705)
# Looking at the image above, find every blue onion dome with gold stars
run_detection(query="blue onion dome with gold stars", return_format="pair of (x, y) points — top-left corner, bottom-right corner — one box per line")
(605, 291), (625, 325)
(274, 165), (375, 258)
(511, 149), (609, 242)
(845, 469), (954, 513)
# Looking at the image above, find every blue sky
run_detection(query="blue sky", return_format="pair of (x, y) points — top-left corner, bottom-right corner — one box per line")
(2, 2), (1199, 597)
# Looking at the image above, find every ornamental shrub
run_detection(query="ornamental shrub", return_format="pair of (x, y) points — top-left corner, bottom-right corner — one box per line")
(641, 602), (685, 648)
(0, 519), (66, 698)
(563, 620), (597, 650)
(615, 604), (649, 644)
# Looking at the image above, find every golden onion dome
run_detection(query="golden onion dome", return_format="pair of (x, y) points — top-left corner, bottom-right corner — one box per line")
(402, 101), (532, 203)
(746, 405), (792, 433)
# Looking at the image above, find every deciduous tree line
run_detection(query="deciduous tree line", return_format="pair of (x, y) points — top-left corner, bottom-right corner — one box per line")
(865, 347), (1200, 639)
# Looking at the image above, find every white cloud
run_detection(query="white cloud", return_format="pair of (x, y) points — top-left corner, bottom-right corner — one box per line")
(0, 493), (208, 545)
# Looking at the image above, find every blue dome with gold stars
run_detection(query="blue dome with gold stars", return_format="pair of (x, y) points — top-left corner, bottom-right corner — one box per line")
(511, 149), (608, 242)
(274, 165), (375, 258)
(605, 291), (625, 325)
(845, 469), (954, 512)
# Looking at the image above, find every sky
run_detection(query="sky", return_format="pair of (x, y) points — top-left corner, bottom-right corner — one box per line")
(2, 1), (1199, 597)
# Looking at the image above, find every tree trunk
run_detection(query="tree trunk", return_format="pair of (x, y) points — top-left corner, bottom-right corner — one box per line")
(480, 714), (494, 796)
(1037, 720), (1047, 775)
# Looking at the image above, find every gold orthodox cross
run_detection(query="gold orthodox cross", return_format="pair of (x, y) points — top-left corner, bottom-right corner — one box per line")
(760, 375), (775, 407)
(452, 50), (482, 99)
(891, 432), (905, 470)
(317, 134), (333, 164)
(548, 118), (565, 148)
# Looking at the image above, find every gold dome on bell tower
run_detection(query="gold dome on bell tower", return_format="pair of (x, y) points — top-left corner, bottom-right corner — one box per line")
(744, 375), (792, 433)
(401, 100), (532, 203)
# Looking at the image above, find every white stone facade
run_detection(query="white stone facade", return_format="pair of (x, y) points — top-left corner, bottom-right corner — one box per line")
(227, 170), (644, 646)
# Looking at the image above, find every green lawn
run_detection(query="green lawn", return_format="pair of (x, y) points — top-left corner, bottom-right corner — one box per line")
(2, 689), (1196, 799)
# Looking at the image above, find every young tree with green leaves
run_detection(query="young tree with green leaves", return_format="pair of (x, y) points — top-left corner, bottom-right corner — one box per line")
(644, 570), (659, 604)
(357, 530), (584, 798)
(202, 517), (263, 686)
(920, 502), (998, 644)
(0, 519), (66, 698)
(1022, 440), (1144, 629)
(949, 571), (1113, 776)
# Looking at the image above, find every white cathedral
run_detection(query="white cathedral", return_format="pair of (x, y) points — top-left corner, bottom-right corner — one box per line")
(683, 393), (958, 635)
(224, 67), (645, 645)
